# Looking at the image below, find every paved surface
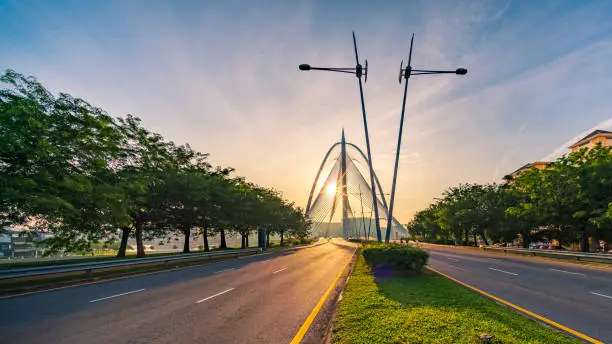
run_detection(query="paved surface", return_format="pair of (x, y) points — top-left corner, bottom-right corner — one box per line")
(424, 244), (612, 343)
(0, 240), (356, 344)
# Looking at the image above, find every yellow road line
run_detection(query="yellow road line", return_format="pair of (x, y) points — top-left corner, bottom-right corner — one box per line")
(290, 248), (357, 344)
(426, 266), (604, 344)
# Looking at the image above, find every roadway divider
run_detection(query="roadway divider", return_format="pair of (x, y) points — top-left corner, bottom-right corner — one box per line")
(418, 242), (612, 264)
(0, 248), (262, 281)
(482, 246), (612, 264)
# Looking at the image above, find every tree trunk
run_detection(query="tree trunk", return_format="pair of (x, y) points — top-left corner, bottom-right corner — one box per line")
(135, 224), (145, 258)
(480, 232), (489, 246)
(589, 235), (599, 252)
(280, 229), (284, 246)
(241, 233), (246, 249)
(245, 233), (249, 248)
(266, 231), (270, 248)
(219, 228), (227, 249)
(117, 227), (131, 257)
(520, 230), (530, 248)
(472, 232), (478, 247)
(202, 220), (209, 252)
(463, 230), (469, 246)
(580, 231), (589, 252)
(183, 229), (191, 253)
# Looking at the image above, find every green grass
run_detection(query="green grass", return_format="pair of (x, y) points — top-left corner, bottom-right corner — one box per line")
(332, 255), (580, 344)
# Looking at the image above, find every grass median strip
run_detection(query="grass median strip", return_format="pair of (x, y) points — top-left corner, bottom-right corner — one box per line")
(332, 254), (581, 344)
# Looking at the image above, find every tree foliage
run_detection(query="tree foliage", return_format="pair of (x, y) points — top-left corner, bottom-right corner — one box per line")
(0, 70), (310, 256)
(409, 145), (612, 252)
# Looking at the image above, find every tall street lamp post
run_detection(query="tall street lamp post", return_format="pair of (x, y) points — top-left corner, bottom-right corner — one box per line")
(299, 31), (384, 242)
(385, 34), (468, 243)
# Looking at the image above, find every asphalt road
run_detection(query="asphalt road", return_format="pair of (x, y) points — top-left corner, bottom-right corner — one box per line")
(424, 244), (612, 343)
(0, 239), (356, 344)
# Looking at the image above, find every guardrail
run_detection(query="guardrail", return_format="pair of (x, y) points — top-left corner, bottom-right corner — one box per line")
(0, 248), (262, 280)
(482, 246), (612, 264)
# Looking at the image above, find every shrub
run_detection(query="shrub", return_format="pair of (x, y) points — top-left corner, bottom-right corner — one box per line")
(362, 243), (429, 272)
(298, 238), (314, 245)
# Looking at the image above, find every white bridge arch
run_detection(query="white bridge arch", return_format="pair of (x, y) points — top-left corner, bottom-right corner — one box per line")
(305, 131), (407, 240)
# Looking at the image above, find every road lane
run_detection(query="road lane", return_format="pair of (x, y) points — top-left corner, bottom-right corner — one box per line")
(0, 249), (284, 327)
(424, 244), (612, 343)
(0, 240), (356, 344)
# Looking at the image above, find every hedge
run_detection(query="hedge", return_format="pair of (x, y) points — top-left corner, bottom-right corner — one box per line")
(362, 243), (429, 272)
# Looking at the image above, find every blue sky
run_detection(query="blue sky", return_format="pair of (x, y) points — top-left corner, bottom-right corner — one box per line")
(2, 0), (612, 221)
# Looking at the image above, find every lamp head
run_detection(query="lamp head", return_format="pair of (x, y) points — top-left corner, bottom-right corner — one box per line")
(299, 64), (311, 71)
(455, 68), (468, 75)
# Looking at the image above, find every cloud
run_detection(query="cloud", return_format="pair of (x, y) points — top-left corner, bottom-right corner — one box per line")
(2, 0), (612, 222)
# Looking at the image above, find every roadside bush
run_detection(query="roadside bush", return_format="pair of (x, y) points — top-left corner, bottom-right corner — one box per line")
(286, 237), (314, 246)
(427, 238), (454, 245)
(298, 238), (314, 245)
(362, 244), (429, 272)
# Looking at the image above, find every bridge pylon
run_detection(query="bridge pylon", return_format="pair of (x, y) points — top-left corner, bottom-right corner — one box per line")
(305, 131), (407, 241)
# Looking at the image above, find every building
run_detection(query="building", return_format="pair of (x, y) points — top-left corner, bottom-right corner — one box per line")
(507, 161), (551, 180)
(0, 233), (11, 258)
(11, 233), (39, 258)
(568, 129), (612, 152)
(506, 129), (612, 182)
(0, 229), (51, 259)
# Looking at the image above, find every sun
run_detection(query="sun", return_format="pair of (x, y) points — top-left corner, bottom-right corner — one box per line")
(326, 184), (337, 196)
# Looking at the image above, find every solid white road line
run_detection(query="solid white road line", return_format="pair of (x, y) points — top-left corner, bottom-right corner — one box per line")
(488, 267), (519, 276)
(272, 267), (288, 274)
(196, 288), (235, 304)
(89, 289), (146, 303)
(590, 291), (612, 300)
(214, 268), (236, 274)
(446, 257), (460, 262)
(549, 268), (586, 276)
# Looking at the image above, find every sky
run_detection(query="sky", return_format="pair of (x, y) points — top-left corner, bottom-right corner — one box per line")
(2, 0), (612, 223)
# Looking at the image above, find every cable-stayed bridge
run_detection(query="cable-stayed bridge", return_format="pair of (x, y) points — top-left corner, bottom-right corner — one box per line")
(305, 130), (408, 241)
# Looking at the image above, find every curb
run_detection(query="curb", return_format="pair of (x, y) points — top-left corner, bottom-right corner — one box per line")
(291, 244), (359, 344)
(322, 248), (360, 344)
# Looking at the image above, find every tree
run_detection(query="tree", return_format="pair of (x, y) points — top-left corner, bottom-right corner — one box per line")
(411, 144), (612, 251)
(0, 70), (128, 253)
(1, 69), (310, 258)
